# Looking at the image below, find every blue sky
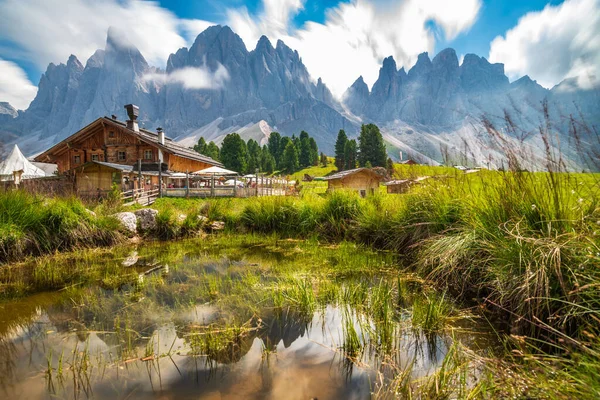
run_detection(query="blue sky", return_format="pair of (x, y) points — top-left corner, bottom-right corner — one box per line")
(0, 0), (598, 110)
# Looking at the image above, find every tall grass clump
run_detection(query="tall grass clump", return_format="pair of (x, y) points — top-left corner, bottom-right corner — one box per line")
(0, 191), (122, 264)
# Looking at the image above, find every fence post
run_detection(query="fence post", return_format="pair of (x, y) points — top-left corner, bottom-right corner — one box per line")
(158, 165), (163, 198)
(211, 174), (215, 197)
(255, 168), (259, 197)
(186, 170), (190, 198)
(233, 176), (237, 197)
(137, 159), (142, 199)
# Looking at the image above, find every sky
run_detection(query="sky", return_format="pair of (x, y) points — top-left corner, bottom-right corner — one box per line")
(0, 0), (598, 110)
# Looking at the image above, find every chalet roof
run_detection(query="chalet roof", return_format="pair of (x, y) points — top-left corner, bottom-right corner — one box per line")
(383, 179), (411, 186)
(34, 116), (222, 167)
(73, 161), (173, 176)
(103, 117), (222, 166)
(324, 168), (383, 181)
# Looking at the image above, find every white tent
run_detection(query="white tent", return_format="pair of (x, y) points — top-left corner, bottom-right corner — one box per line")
(192, 166), (238, 175)
(0, 145), (46, 183)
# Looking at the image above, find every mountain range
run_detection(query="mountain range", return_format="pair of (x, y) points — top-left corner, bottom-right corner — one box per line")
(0, 25), (598, 169)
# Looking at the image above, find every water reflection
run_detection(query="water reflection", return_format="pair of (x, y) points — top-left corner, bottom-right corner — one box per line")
(0, 239), (495, 399)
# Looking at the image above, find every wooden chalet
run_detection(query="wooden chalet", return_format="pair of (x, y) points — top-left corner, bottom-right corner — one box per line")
(34, 104), (221, 195)
(324, 168), (383, 197)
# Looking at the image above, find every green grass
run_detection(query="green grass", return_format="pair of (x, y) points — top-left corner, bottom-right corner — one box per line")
(0, 191), (123, 264)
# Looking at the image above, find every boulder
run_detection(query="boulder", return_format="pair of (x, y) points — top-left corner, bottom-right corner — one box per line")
(113, 212), (137, 233)
(210, 221), (225, 231)
(134, 208), (158, 231)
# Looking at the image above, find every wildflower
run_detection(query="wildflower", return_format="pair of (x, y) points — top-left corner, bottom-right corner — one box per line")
(531, 204), (537, 210)
(571, 190), (575, 194)
(578, 198), (583, 203)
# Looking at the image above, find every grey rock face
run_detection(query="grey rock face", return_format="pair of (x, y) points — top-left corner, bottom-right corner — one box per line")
(0, 102), (17, 118)
(133, 208), (158, 231)
(113, 212), (137, 234)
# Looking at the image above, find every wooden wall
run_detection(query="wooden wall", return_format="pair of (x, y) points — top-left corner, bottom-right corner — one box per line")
(168, 154), (212, 173)
(75, 164), (120, 193)
(327, 172), (380, 197)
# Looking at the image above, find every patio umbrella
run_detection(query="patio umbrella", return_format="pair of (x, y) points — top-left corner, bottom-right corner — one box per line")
(192, 166), (238, 176)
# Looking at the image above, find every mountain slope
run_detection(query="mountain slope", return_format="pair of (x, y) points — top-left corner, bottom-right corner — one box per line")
(1, 25), (598, 169)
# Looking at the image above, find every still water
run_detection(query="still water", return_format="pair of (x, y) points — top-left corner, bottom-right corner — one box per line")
(0, 236), (495, 399)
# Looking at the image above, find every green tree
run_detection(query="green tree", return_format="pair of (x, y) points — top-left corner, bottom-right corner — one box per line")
(220, 133), (248, 174)
(193, 137), (207, 154)
(386, 157), (395, 176)
(260, 145), (276, 174)
(205, 141), (220, 161)
(282, 140), (299, 174)
(358, 124), (387, 167)
(268, 132), (282, 165)
(334, 129), (348, 171)
(299, 131), (312, 168)
(278, 136), (293, 169)
(309, 137), (319, 166)
(320, 152), (328, 167)
(247, 139), (262, 173)
(344, 139), (357, 170)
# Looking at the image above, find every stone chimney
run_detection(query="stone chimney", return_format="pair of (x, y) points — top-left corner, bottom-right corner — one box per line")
(157, 127), (164, 145)
(124, 104), (139, 132)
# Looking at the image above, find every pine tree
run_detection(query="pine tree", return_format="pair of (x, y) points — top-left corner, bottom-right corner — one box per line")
(193, 137), (207, 154)
(334, 129), (348, 171)
(358, 124), (387, 167)
(320, 152), (328, 167)
(220, 133), (248, 174)
(344, 139), (357, 170)
(278, 136), (293, 168)
(260, 145), (276, 174)
(205, 142), (220, 161)
(299, 131), (312, 168)
(268, 132), (282, 166)
(282, 140), (299, 174)
(309, 137), (319, 166)
(386, 157), (395, 176)
(246, 139), (262, 173)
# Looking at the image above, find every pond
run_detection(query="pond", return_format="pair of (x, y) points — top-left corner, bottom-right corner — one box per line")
(0, 235), (497, 399)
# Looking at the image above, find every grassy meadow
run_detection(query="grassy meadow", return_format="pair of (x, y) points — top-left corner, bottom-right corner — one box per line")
(0, 156), (599, 397)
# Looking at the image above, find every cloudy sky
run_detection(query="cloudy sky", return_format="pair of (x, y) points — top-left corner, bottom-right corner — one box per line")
(0, 0), (598, 110)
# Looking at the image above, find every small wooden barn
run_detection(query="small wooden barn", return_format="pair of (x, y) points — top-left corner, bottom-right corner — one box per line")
(324, 168), (383, 197)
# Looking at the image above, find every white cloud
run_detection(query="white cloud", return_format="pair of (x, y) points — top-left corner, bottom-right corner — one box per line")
(228, 0), (481, 98)
(0, 58), (37, 109)
(489, 0), (600, 89)
(0, 0), (202, 68)
(179, 19), (214, 44)
(142, 64), (230, 90)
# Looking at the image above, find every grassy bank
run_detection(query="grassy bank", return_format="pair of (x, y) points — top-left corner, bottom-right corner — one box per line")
(0, 191), (123, 264)
(140, 167), (599, 398)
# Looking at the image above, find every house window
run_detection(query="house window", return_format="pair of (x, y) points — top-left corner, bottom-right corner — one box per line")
(144, 149), (153, 160)
(109, 131), (115, 138)
(117, 151), (126, 161)
(73, 155), (81, 164)
(91, 154), (99, 161)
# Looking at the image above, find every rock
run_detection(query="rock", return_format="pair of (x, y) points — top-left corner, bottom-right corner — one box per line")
(122, 251), (139, 267)
(113, 212), (137, 233)
(209, 221), (225, 231)
(134, 208), (158, 231)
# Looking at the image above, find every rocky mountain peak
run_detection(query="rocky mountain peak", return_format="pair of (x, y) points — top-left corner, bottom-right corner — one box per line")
(432, 48), (459, 69)
(407, 52), (432, 80)
(460, 53), (508, 92)
(0, 102), (17, 117)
